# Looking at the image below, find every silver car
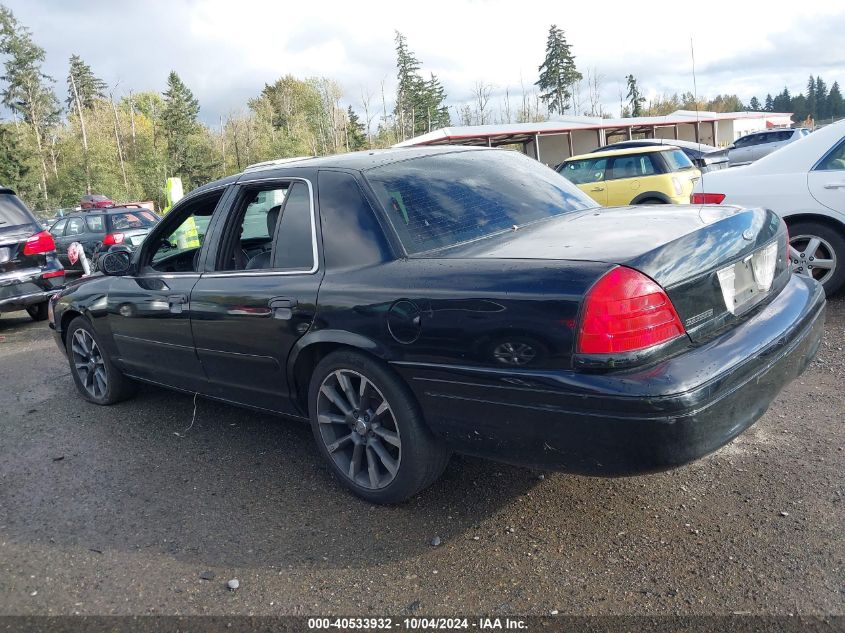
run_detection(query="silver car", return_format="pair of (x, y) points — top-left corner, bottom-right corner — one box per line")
(728, 128), (809, 166)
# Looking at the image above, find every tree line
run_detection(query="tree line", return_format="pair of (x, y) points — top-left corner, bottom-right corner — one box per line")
(0, 6), (840, 214)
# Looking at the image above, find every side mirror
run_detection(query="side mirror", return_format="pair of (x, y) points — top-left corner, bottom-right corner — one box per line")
(727, 143), (736, 150)
(99, 247), (133, 276)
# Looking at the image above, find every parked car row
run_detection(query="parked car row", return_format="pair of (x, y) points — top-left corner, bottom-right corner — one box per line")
(0, 188), (65, 321)
(47, 205), (159, 272)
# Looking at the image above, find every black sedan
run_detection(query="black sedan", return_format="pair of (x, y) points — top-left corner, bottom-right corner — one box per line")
(49, 148), (825, 503)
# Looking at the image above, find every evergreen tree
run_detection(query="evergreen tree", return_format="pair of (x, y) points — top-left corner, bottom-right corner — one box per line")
(625, 74), (645, 117)
(805, 75), (815, 120)
(0, 122), (29, 188)
(66, 54), (106, 111)
(394, 31), (422, 140)
(748, 96), (761, 111)
(827, 82), (844, 119)
(0, 5), (60, 206)
(346, 105), (366, 151)
(764, 94), (774, 111)
(772, 87), (791, 112)
(393, 32), (448, 138)
(815, 76), (828, 120)
(536, 25), (582, 115)
(161, 70), (201, 180)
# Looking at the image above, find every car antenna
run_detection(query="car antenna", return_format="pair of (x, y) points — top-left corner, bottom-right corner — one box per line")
(691, 37), (705, 211)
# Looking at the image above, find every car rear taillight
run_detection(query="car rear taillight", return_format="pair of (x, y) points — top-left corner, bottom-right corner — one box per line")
(577, 267), (686, 355)
(23, 230), (56, 255)
(102, 232), (125, 246)
(690, 193), (726, 204)
(42, 269), (64, 279)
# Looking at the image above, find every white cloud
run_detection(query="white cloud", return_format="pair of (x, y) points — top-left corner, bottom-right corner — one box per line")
(5, 0), (845, 122)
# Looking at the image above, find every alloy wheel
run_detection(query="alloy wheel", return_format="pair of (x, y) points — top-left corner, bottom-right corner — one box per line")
(71, 329), (107, 399)
(789, 234), (836, 285)
(316, 369), (401, 490)
(493, 341), (537, 366)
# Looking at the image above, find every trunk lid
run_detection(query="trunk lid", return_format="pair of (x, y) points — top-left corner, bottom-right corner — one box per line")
(428, 205), (789, 342)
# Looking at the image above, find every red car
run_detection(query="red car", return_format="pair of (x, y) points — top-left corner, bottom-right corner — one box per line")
(80, 194), (113, 209)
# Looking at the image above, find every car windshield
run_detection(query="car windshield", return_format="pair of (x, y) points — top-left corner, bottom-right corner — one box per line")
(365, 150), (596, 254)
(0, 193), (34, 229)
(661, 149), (695, 171)
(109, 210), (157, 230)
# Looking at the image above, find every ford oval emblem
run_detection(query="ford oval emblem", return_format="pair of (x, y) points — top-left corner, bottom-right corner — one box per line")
(742, 229), (754, 241)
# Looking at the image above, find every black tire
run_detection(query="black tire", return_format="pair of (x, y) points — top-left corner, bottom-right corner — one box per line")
(787, 220), (845, 296)
(65, 316), (137, 405)
(636, 197), (667, 205)
(26, 301), (49, 321)
(308, 349), (450, 504)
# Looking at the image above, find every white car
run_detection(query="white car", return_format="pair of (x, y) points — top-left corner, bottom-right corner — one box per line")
(727, 127), (810, 166)
(693, 120), (845, 295)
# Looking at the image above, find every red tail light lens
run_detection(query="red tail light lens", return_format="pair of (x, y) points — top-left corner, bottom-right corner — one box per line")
(23, 230), (56, 255)
(577, 267), (686, 354)
(690, 193), (726, 205)
(102, 232), (125, 246)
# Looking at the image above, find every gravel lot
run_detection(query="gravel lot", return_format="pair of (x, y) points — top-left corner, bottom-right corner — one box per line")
(0, 294), (843, 617)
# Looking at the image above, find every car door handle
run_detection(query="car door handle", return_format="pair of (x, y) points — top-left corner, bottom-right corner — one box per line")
(590, 186), (605, 192)
(269, 297), (297, 320)
(823, 182), (845, 189)
(168, 294), (187, 314)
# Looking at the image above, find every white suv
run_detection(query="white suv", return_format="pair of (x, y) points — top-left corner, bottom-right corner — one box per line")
(693, 120), (845, 295)
(728, 128), (809, 166)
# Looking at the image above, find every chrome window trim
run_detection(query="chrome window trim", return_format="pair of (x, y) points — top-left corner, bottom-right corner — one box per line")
(203, 176), (319, 278)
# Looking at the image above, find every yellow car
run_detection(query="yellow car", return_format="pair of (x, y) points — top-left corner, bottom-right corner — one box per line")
(557, 146), (701, 206)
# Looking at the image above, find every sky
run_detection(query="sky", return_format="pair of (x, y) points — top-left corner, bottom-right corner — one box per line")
(5, 0), (845, 127)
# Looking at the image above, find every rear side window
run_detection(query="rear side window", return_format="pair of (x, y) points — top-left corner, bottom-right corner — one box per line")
(109, 211), (157, 231)
(273, 182), (315, 271)
(86, 215), (105, 232)
(0, 193), (34, 228)
(608, 154), (660, 180)
(661, 149), (694, 171)
(559, 157), (607, 184)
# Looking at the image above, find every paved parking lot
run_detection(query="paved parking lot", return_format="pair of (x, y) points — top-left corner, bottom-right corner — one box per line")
(0, 296), (843, 617)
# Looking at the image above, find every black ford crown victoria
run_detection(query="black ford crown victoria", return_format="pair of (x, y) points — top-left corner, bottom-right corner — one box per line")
(50, 147), (825, 503)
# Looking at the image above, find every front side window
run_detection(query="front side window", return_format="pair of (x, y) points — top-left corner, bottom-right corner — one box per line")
(365, 150), (596, 254)
(815, 138), (845, 171)
(148, 193), (221, 273)
(559, 158), (608, 184)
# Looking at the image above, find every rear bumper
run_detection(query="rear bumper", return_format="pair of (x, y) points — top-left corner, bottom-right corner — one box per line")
(393, 275), (825, 475)
(0, 267), (64, 312)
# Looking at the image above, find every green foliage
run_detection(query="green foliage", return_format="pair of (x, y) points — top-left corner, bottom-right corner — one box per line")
(748, 96), (761, 111)
(764, 94), (774, 111)
(828, 82), (844, 120)
(161, 70), (201, 182)
(536, 25), (581, 115)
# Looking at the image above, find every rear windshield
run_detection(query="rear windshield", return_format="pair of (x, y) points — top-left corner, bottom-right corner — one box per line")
(365, 150), (596, 254)
(661, 149), (695, 171)
(0, 193), (35, 228)
(109, 210), (157, 230)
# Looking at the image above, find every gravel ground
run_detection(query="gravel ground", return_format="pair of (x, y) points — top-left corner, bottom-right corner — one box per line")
(0, 295), (842, 617)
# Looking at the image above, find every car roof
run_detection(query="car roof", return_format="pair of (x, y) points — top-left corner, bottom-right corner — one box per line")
(188, 146), (494, 195)
(599, 139), (720, 153)
(566, 145), (677, 161)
